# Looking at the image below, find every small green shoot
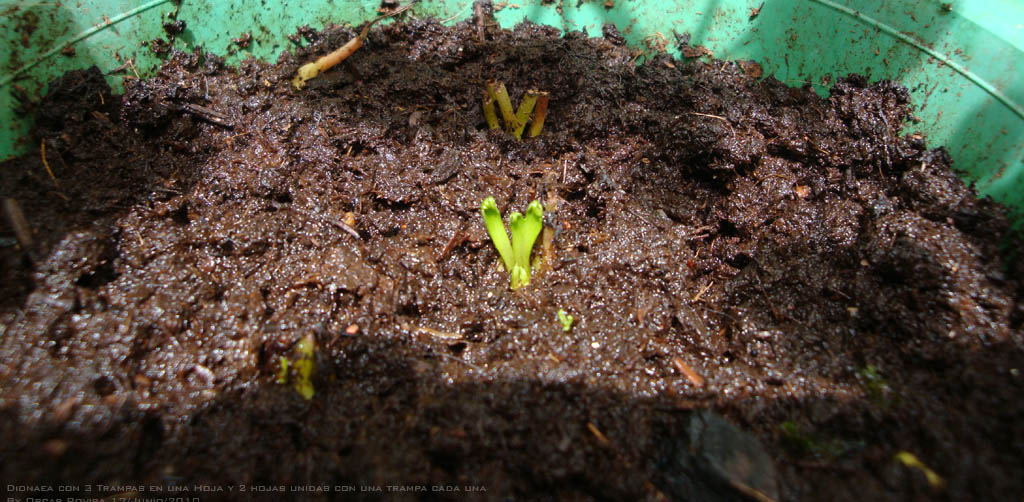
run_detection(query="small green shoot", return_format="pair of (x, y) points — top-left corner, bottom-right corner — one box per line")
(482, 91), (500, 130)
(895, 451), (945, 488)
(486, 81), (518, 132)
(557, 309), (574, 332)
(857, 364), (900, 409)
(779, 421), (862, 460)
(483, 81), (549, 139)
(276, 357), (289, 384)
(481, 197), (544, 290)
(276, 334), (316, 400)
(511, 90), (539, 139)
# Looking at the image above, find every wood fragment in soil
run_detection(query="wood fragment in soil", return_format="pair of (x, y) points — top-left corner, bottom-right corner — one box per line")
(691, 281), (714, 302)
(401, 323), (463, 341)
(3, 198), (34, 254)
(730, 480), (777, 502)
(690, 112), (736, 136)
(179, 103), (234, 129)
(587, 422), (610, 445)
(327, 216), (361, 239)
(438, 230), (468, 260)
(672, 356), (705, 388)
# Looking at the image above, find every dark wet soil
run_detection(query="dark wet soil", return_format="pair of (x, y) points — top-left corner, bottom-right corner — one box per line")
(2, 13), (1023, 502)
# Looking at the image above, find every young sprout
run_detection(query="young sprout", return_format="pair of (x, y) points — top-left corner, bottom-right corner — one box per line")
(557, 309), (574, 332)
(276, 334), (316, 400)
(486, 81), (519, 132)
(511, 90), (539, 139)
(484, 82), (550, 139)
(482, 91), (500, 130)
(527, 92), (550, 138)
(481, 197), (544, 290)
(276, 357), (290, 384)
(895, 451), (945, 488)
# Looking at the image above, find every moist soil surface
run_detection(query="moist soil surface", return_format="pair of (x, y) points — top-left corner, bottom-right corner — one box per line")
(2, 13), (1023, 502)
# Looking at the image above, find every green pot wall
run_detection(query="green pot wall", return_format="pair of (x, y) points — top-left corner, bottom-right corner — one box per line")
(2, 0), (1022, 225)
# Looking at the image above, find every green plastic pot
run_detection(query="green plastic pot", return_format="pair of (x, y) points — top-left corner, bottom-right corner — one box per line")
(2, 0), (1022, 226)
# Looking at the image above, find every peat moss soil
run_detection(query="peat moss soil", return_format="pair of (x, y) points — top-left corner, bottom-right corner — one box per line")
(2, 15), (1023, 502)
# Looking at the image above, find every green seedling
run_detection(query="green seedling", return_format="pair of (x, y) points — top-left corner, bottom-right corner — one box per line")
(481, 197), (543, 290)
(276, 358), (289, 384)
(895, 451), (945, 488)
(779, 421), (861, 460)
(483, 81), (549, 139)
(557, 309), (574, 332)
(276, 334), (316, 400)
(511, 91), (539, 139)
(857, 364), (900, 409)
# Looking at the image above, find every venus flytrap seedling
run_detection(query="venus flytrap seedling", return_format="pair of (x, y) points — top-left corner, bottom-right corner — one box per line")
(481, 197), (544, 290)
(276, 333), (316, 400)
(557, 309), (574, 332)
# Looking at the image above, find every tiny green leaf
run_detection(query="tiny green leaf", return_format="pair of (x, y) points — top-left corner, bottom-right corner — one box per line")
(557, 309), (574, 332)
(510, 264), (529, 290)
(510, 200), (544, 275)
(895, 451), (945, 488)
(481, 197), (515, 274)
(292, 334), (316, 400)
(276, 334), (316, 400)
(276, 357), (289, 384)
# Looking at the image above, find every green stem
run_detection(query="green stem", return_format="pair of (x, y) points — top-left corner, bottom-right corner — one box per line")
(482, 91), (500, 130)
(487, 81), (519, 134)
(511, 90), (539, 140)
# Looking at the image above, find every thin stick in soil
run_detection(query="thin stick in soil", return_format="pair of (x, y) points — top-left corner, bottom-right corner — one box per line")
(672, 356), (705, 388)
(438, 229), (469, 260)
(328, 217), (361, 240)
(292, 2), (413, 89)
(691, 111), (737, 139)
(691, 280), (714, 302)
(587, 422), (611, 445)
(39, 141), (64, 194)
(179, 103), (234, 129)
(400, 323), (464, 341)
(2, 198), (33, 254)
